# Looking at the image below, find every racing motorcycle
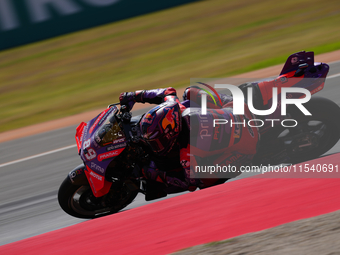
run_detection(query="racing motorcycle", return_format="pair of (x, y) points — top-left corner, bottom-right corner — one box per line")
(58, 51), (340, 218)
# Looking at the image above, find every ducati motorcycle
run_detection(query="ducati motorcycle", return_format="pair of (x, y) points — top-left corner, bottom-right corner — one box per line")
(58, 51), (340, 218)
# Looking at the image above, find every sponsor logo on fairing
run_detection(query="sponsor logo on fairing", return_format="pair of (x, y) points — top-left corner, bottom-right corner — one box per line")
(90, 171), (103, 181)
(97, 109), (112, 127)
(97, 148), (124, 161)
(80, 124), (88, 144)
(69, 168), (84, 183)
(89, 110), (109, 134)
(113, 138), (125, 144)
(90, 162), (105, 173)
(106, 143), (127, 151)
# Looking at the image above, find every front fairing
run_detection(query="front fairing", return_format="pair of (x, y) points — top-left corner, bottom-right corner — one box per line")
(76, 106), (127, 197)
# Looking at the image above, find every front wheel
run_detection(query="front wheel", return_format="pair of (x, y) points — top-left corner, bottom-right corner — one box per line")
(58, 177), (140, 219)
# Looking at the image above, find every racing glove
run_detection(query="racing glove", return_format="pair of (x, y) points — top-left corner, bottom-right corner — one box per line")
(119, 90), (146, 110)
(119, 92), (136, 111)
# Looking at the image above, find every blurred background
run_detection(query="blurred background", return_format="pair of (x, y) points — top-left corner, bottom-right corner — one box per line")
(1, 0), (340, 248)
(1, 0), (340, 133)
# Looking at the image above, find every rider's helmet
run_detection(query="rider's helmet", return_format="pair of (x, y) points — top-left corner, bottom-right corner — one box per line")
(140, 101), (182, 156)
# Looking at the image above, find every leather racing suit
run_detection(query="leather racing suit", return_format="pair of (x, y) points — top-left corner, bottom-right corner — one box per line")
(120, 86), (259, 198)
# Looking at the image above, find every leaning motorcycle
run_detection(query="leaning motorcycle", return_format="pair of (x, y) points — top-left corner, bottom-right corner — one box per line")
(58, 51), (340, 218)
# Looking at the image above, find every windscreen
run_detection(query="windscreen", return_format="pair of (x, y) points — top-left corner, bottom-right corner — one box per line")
(95, 113), (125, 147)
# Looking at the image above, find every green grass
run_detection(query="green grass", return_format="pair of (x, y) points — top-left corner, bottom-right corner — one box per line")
(1, 0), (340, 132)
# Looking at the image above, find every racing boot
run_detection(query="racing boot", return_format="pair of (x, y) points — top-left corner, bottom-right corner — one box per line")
(143, 161), (191, 199)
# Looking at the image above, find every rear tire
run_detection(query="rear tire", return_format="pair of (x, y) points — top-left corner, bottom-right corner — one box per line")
(253, 97), (340, 165)
(289, 97), (340, 162)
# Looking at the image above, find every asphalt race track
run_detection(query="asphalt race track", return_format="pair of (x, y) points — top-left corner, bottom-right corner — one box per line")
(1, 61), (340, 246)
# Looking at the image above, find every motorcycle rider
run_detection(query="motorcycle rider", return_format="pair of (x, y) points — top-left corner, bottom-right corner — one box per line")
(120, 85), (260, 200)
(119, 51), (320, 200)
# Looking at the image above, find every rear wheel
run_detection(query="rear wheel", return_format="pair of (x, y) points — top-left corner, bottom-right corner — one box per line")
(253, 97), (340, 165)
(58, 177), (139, 219)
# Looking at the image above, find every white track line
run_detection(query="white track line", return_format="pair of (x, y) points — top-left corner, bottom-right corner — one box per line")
(0, 144), (77, 168)
(329, 59), (340, 65)
(328, 73), (340, 79)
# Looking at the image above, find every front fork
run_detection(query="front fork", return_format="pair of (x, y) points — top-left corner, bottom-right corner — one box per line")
(68, 164), (88, 186)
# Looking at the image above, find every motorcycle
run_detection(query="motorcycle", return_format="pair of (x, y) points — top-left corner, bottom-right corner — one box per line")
(251, 51), (340, 165)
(58, 51), (340, 218)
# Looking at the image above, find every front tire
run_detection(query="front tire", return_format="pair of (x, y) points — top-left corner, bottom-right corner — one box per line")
(58, 177), (139, 219)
